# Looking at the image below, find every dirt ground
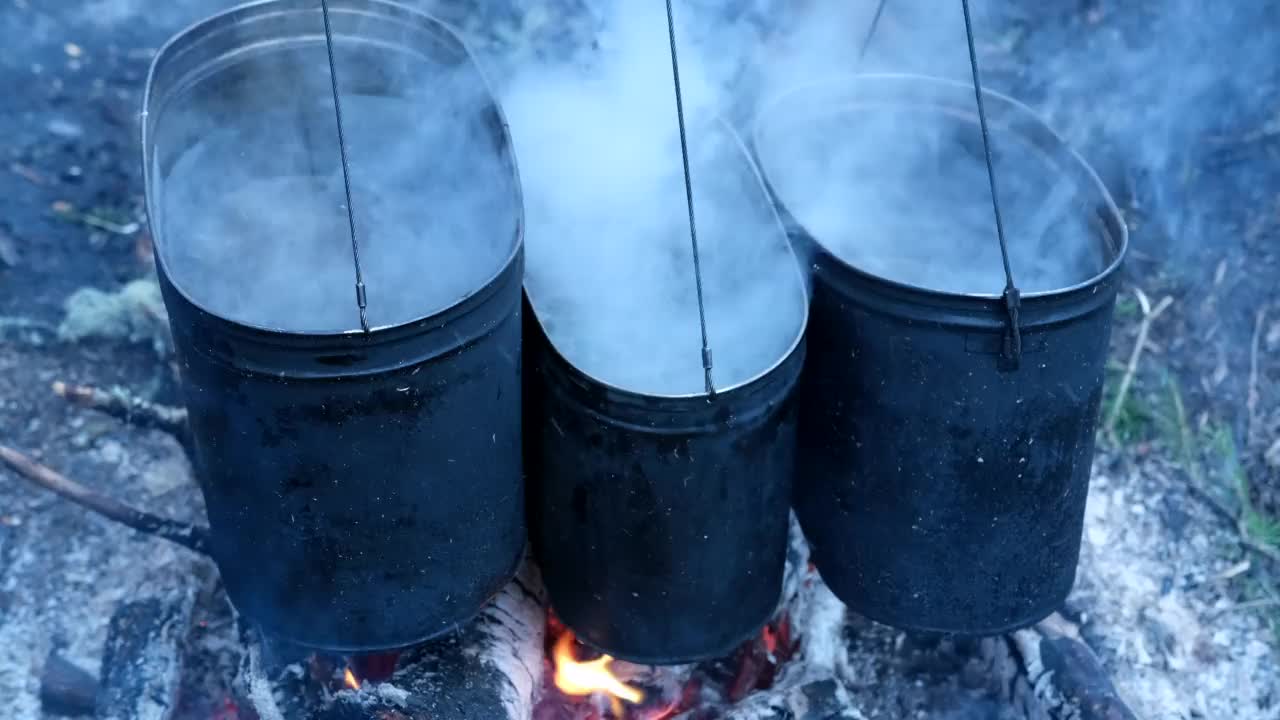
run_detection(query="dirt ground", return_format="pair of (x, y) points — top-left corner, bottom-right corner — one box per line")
(0, 1), (1276, 719)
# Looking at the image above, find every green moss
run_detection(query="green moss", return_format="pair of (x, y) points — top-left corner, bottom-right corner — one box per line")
(1114, 295), (1141, 322)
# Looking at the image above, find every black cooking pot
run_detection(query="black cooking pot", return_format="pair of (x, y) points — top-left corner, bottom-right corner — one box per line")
(142, 0), (526, 651)
(523, 127), (808, 664)
(752, 74), (1127, 635)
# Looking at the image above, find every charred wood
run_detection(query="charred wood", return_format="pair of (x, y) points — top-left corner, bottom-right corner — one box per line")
(40, 652), (98, 717)
(96, 591), (198, 720)
(1005, 616), (1138, 720)
(717, 678), (856, 720)
(0, 444), (210, 554)
(239, 558), (546, 720)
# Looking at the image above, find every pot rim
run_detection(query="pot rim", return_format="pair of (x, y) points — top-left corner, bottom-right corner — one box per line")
(523, 119), (811, 402)
(751, 72), (1128, 303)
(141, 0), (525, 339)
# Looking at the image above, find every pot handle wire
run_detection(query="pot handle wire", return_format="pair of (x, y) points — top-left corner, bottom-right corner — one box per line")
(663, 0), (717, 397)
(319, 0), (371, 334)
(960, 0), (1023, 365)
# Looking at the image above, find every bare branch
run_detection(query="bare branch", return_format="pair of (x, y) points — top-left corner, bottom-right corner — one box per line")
(0, 444), (209, 554)
(52, 381), (190, 448)
(1105, 289), (1174, 438)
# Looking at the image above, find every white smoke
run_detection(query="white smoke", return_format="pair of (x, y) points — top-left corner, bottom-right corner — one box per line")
(156, 24), (518, 333)
(504, 1), (807, 395)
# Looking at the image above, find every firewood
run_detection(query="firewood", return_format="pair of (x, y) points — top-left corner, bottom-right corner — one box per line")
(96, 592), (198, 720)
(1006, 615), (1138, 720)
(40, 652), (98, 717)
(239, 558), (547, 720)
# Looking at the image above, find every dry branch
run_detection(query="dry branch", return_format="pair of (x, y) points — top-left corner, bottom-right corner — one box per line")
(1105, 288), (1174, 438)
(1185, 481), (1280, 566)
(52, 380), (190, 448)
(0, 443), (210, 554)
(1246, 305), (1267, 444)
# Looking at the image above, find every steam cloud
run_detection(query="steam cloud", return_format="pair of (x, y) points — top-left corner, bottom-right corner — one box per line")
(504, 1), (806, 395)
(154, 0), (1256, 356)
(754, 88), (1107, 294)
(158, 35), (517, 333)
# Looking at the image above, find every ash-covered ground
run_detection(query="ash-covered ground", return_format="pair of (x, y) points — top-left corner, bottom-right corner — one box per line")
(1, 1), (1277, 719)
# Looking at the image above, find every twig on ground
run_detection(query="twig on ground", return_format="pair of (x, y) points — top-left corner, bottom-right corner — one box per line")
(1105, 288), (1174, 439)
(1185, 482), (1280, 567)
(0, 443), (209, 554)
(1209, 598), (1280, 619)
(52, 380), (190, 449)
(0, 316), (58, 337)
(1247, 305), (1267, 444)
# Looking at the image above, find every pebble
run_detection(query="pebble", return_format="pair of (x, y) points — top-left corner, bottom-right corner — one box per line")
(46, 117), (82, 139)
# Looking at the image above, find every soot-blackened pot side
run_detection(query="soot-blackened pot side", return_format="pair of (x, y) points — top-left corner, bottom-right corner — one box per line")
(158, 255), (527, 652)
(793, 260), (1115, 633)
(753, 74), (1127, 635)
(524, 297), (804, 664)
(143, 0), (528, 651)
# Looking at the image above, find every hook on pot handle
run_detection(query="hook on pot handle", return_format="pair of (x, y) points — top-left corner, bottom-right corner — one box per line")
(1003, 286), (1022, 363)
(960, 0), (1023, 367)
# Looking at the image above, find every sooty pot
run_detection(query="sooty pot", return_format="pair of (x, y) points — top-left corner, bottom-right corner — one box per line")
(142, 0), (526, 651)
(752, 74), (1128, 635)
(523, 128), (809, 664)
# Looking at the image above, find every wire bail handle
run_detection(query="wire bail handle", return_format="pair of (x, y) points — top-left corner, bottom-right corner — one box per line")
(663, 0), (717, 397)
(319, 0), (371, 334)
(960, 0), (1023, 364)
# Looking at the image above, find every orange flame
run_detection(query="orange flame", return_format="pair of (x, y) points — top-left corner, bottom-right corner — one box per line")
(551, 632), (644, 711)
(343, 667), (360, 691)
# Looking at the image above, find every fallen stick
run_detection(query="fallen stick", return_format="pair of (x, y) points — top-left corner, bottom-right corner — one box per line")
(0, 443), (209, 554)
(1104, 288), (1174, 439)
(52, 381), (190, 449)
(1185, 481), (1280, 567)
(1246, 305), (1267, 444)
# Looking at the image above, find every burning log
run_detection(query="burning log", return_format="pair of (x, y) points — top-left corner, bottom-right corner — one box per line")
(40, 652), (98, 717)
(0, 444), (209, 554)
(96, 592), (198, 720)
(238, 558), (547, 720)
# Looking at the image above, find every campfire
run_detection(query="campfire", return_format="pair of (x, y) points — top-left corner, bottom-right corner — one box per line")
(533, 613), (795, 720)
(12, 0), (1250, 717)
